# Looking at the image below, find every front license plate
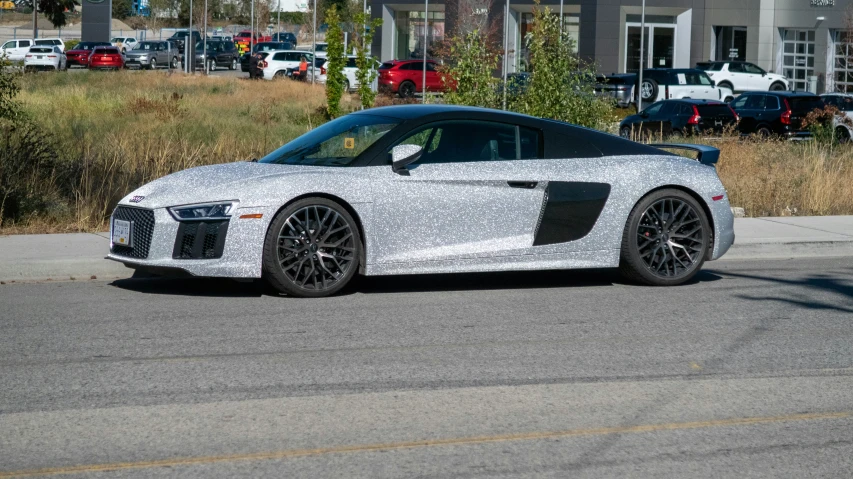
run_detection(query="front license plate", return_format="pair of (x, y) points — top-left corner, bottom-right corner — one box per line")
(112, 219), (132, 248)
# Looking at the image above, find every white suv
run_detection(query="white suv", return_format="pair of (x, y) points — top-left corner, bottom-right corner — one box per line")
(308, 55), (375, 91)
(34, 37), (65, 52)
(637, 68), (735, 105)
(1, 39), (34, 62)
(697, 61), (788, 92)
(260, 50), (315, 80)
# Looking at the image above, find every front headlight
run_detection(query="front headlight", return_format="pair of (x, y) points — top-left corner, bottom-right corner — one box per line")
(169, 202), (234, 221)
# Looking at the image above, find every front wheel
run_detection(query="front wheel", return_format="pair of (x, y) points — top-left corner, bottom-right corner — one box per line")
(150, 58), (157, 70)
(836, 126), (851, 144)
(619, 189), (710, 286)
(208, 60), (215, 72)
(230, 58), (237, 70)
(171, 57), (179, 69)
(262, 198), (362, 298)
(770, 82), (787, 91)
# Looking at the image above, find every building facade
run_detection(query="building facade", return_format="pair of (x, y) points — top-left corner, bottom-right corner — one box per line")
(369, 0), (853, 93)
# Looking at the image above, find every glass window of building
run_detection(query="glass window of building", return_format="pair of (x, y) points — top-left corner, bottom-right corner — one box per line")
(395, 11), (445, 60)
(517, 13), (579, 72)
(714, 26), (747, 62)
(782, 29), (815, 91)
(833, 31), (853, 93)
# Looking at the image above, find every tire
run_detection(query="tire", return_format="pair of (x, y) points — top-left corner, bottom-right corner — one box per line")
(620, 126), (632, 139)
(619, 189), (710, 286)
(208, 60), (216, 72)
(756, 125), (773, 138)
(344, 79), (350, 92)
(836, 126), (851, 144)
(724, 96), (735, 103)
(717, 81), (733, 91)
(638, 78), (659, 103)
(398, 81), (416, 98)
(669, 130), (684, 139)
(263, 198), (362, 298)
(274, 70), (287, 78)
(150, 58), (157, 70)
(770, 82), (786, 92)
(171, 57), (179, 69)
(230, 58), (237, 70)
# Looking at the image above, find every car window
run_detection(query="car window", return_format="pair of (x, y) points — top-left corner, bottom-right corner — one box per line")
(728, 63), (743, 73)
(641, 102), (664, 116)
(394, 121), (522, 164)
(272, 52), (287, 61)
(2, 41), (14, 49)
(765, 96), (780, 110)
(836, 96), (853, 111)
(426, 62), (438, 72)
(684, 72), (713, 86)
(680, 103), (694, 115)
(519, 127), (542, 160)
(743, 63), (765, 74)
(20, 40), (31, 47)
(732, 96), (747, 109)
(823, 96), (839, 107)
(346, 58), (357, 68)
(745, 95), (767, 109)
(659, 102), (676, 115)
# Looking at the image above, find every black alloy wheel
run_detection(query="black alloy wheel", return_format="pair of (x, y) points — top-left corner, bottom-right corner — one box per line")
(263, 198), (361, 297)
(620, 126), (632, 139)
(620, 189), (710, 286)
(399, 81), (416, 98)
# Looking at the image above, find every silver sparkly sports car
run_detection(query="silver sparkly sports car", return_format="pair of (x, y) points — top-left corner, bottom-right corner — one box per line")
(108, 105), (735, 297)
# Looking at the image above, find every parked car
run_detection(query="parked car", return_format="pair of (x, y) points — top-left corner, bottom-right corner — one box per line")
(240, 41), (296, 71)
(211, 35), (233, 42)
(0, 38), (33, 62)
(187, 40), (240, 71)
(312, 42), (329, 59)
(697, 61), (788, 92)
(271, 32), (297, 44)
(65, 41), (112, 67)
(820, 93), (853, 142)
(620, 99), (738, 140)
(730, 91), (824, 138)
(34, 37), (65, 52)
(125, 41), (180, 69)
(234, 31), (272, 55)
(595, 73), (636, 107)
(87, 46), (124, 70)
(167, 30), (202, 53)
(23, 45), (66, 72)
(378, 59), (445, 98)
(110, 37), (139, 53)
(259, 50), (315, 80)
(308, 55), (369, 91)
(636, 68), (735, 104)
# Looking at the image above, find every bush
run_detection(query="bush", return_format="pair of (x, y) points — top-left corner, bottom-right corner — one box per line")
(323, 5), (346, 118)
(802, 104), (852, 145)
(64, 39), (80, 52)
(352, 12), (383, 109)
(440, 29), (502, 109)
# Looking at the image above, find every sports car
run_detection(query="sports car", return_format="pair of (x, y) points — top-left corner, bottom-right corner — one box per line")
(107, 105), (735, 297)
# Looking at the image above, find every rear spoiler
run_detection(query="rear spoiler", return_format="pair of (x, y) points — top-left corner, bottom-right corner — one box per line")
(650, 143), (720, 167)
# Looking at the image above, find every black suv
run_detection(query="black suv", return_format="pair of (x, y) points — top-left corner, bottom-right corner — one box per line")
(619, 99), (738, 139)
(730, 91), (824, 138)
(189, 40), (240, 71)
(167, 30), (202, 52)
(271, 32), (298, 44)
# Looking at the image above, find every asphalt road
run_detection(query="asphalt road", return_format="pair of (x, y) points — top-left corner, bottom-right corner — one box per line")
(1, 257), (852, 478)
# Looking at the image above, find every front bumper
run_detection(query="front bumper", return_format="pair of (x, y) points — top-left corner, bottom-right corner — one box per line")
(106, 205), (276, 278)
(707, 194), (735, 261)
(125, 57), (153, 68)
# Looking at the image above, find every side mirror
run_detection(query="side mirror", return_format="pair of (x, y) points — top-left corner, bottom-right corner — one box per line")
(390, 144), (423, 174)
(711, 80), (716, 87)
(639, 111), (649, 118)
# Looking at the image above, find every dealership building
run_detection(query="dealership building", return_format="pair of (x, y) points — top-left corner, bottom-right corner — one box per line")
(369, 0), (853, 92)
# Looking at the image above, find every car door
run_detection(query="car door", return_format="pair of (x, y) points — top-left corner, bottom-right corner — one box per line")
(371, 120), (546, 264)
(425, 62), (442, 91)
(726, 63), (747, 91)
(741, 63), (767, 90)
(633, 101), (665, 138)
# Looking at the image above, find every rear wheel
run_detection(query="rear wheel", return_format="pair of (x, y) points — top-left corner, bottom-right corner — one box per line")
(756, 125), (773, 138)
(263, 198), (361, 298)
(770, 82), (787, 91)
(171, 56), (179, 69)
(717, 81), (733, 91)
(638, 78), (659, 103)
(399, 81), (416, 98)
(230, 58), (237, 70)
(836, 126), (851, 144)
(620, 126), (633, 139)
(208, 59), (216, 72)
(344, 79), (350, 92)
(620, 189), (710, 286)
(149, 58), (157, 70)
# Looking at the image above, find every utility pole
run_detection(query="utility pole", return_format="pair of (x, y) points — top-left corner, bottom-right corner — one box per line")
(637, 0), (646, 112)
(277, 0), (281, 37)
(421, 0), (427, 103)
(203, 0), (208, 74)
(502, 0), (509, 110)
(32, 0), (37, 39)
(251, 0), (255, 54)
(312, 0), (316, 83)
(188, 0), (193, 73)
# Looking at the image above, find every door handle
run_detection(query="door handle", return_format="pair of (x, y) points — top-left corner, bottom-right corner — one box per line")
(507, 181), (538, 189)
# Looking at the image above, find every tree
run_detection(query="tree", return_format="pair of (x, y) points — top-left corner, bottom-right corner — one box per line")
(511, 3), (611, 129)
(352, 11), (382, 109)
(324, 5), (346, 118)
(112, 0), (132, 20)
(35, 0), (79, 29)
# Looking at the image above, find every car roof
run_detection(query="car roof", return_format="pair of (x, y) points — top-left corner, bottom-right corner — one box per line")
(741, 91), (819, 97)
(356, 105), (537, 121)
(644, 68), (703, 73)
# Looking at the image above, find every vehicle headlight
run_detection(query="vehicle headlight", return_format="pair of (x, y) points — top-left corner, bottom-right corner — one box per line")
(169, 202), (234, 221)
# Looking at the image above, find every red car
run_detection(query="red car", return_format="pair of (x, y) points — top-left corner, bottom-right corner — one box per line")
(66, 41), (111, 67)
(88, 46), (124, 70)
(378, 60), (447, 98)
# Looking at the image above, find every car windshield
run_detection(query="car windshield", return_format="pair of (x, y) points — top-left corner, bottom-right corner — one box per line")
(259, 114), (399, 167)
(315, 44), (328, 52)
(789, 97), (824, 113)
(134, 42), (157, 51)
(30, 47), (53, 53)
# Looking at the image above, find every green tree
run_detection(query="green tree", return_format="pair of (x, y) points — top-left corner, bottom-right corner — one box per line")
(440, 29), (501, 109)
(352, 11), (382, 109)
(0, 58), (21, 122)
(324, 5), (346, 118)
(511, 3), (612, 128)
(34, 0), (79, 29)
(112, 0), (132, 20)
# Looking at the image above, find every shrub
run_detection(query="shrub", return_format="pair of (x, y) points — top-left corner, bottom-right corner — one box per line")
(323, 5), (346, 118)
(439, 29), (502, 109)
(352, 11), (383, 109)
(64, 39), (80, 52)
(802, 104), (852, 145)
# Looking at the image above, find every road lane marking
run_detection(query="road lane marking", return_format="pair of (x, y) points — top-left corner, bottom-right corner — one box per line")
(1, 411), (849, 478)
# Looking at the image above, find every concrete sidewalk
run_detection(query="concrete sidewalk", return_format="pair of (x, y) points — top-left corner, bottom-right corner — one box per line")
(1, 216), (852, 282)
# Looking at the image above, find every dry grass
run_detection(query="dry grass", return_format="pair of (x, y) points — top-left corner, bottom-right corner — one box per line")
(3, 71), (853, 234)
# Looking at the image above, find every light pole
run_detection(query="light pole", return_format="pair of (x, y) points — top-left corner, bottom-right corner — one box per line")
(421, 0), (428, 104)
(637, 0), (646, 112)
(502, 0), (509, 110)
(188, 0), (193, 73)
(203, 0), (208, 74)
(250, 0), (255, 54)
(312, 0), (316, 84)
(559, 0), (563, 34)
(32, 0), (37, 39)
(277, 0), (281, 37)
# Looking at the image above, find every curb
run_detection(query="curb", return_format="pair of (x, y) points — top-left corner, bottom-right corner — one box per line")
(721, 240), (853, 261)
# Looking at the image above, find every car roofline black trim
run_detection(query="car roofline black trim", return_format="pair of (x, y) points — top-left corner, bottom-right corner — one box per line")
(651, 143), (720, 166)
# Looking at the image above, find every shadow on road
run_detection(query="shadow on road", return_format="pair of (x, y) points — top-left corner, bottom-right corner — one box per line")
(715, 268), (853, 314)
(109, 268), (723, 297)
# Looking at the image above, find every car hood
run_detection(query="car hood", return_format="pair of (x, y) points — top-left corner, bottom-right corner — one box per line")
(765, 73), (786, 82)
(120, 161), (329, 209)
